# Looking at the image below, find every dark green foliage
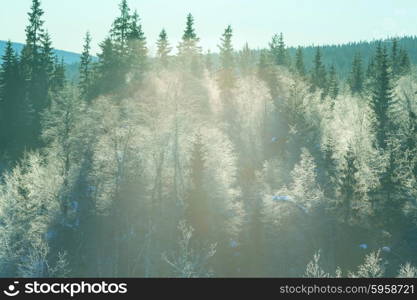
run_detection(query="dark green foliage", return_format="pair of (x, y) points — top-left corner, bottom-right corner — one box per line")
(127, 10), (147, 82)
(310, 47), (328, 96)
(348, 53), (364, 95)
(328, 64), (339, 100)
(337, 146), (359, 223)
(178, 14), (202, 76)
(270, 33), (288, 66)
(79, 32), (93, 100)
(156, 29), (171, 68)
(218, 25), (236, 95)
(257, 50), (278, 101)
(288, 36), (417, 79)
(94, 1), (148, 95)
(185, 136), (210, 241)
(0, 41), (25, 156)
(371, 43), (394, 149)
(295, 47), (306, 77)
(182, 13), (198, 41)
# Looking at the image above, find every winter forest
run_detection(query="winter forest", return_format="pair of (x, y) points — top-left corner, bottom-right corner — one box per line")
(0, 0), (417, 278)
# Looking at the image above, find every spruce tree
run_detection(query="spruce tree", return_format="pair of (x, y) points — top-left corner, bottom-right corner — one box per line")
(391, 38), (399, 76)
(398, 49), (411, 75)
(178, 14), (202, 76)
(218, 25), (236, 95)
(127, 10), (147, 82)
(270, 33), (287, 66)
(0, 41), (23, 155)
(257, 50), (278, 101)
(205, 50), (213, 75)
(110, 0), (131, 57)
(79, 31), (93, 100)
(20, 0), (55, 148)
(96, 38), (121, 94)
(348, 53), (364, 95)
(239, 42), (254, 76)
(328, 64), (339, 100)
(310, 47), (327, 96)
(185, 135), (210, 242)
(50, 57), (66, 95)
(156, 29), (171, 68)
(338, 145), (359, 224)
(183, 13), (197, 41)
(295, 46), (306, 77)
(371, 43), (394, 149)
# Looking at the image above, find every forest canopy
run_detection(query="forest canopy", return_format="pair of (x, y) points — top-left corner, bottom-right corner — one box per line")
(0, 0), (416, 278)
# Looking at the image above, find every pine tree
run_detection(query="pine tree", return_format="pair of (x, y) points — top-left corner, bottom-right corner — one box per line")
(328, 64), (339, 100)
(110, 0), (131, 57)
(310, 47), (327, 96)
(39, 30), (55, 101)
(348, 53), (364, 95)
(337, 145), (359, 223)
(398, 49), (411, 75)
(239, 42), (255, 76)
(270, 33), (287, 66)
(156, 29), (171, 68)
(218, 25), (236, 95)
(23, 0), (44, 56)
(79, 31), (93, 100)
(391, 38), (400, 76)
(295, 46), (306, 77)
(205, 50), (213, 75)
(20, 0), (54, 148)
(50, 57), (66, 95)
(96, 37), (121, 94)
(127, 10), (148, 82)
(185, 135), (210, 241)
(257, 50), (278, 101)
(178, 14), (202, 76)
(371, 43), (394, 149)
(0, 41), (23, 155)
(182, 13), (197, 41)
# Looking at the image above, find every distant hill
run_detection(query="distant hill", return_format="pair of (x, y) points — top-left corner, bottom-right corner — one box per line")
(0, 40), (81, 64)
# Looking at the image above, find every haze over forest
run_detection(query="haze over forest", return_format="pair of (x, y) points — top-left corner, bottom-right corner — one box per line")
(0, 0), (417, 278)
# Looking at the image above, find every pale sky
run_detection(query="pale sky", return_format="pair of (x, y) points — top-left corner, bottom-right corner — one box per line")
(1, 0), (416, 55)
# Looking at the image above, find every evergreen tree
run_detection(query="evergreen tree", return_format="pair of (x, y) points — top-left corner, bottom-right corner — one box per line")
(20, 0), (55, 148)
(95, 37), (121, 94)
(0, 41), (23, 155)
(310, 47), (327, 96)
(257, 50), (278, 101)
(239, 42), (255, 77)
(205, 50), (213, 75)
(348, 53), (364, 95)
(218, 25), (236, 95)
(391, 38), (400, 76)
(127, 10), (148, 82)
(182, 13), (197, 41)
(178, 14), (202, 76)
(50, 57), (66, 95)
(110, 0), (131, 57)
(185, 135), (210, 242)
(270, 33), (287, 66)
(295, 46), (306, 77)
(79, 31), (93, 100)
(337, 146), (359, 223)
(398, 49), (411, 75)
(371, 43), (394, 149)
(328, 64), (339, 100)
(156, 29), (172, 68)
